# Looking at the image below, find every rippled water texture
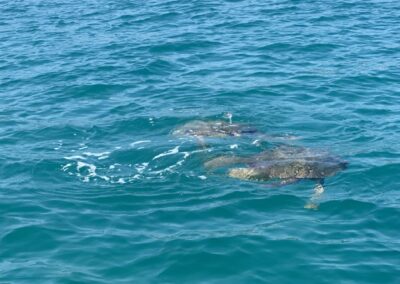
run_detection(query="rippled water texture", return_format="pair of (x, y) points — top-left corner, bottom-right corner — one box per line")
(1, 0), (400, 283)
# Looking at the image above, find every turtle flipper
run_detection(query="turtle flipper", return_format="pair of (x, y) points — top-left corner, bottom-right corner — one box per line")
(304, 179), (325, 210)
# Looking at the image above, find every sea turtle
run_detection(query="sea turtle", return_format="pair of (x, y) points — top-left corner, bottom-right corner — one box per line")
(172, 117), (259, 149)
(205, 145), (347, 209)
(172, 120), (258, 138)
(173, 115), (297, 149)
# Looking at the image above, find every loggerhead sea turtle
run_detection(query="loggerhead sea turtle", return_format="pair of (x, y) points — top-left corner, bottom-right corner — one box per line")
(205, 145), (347, 209)
(172, 120), (258, 138)
(172, 115), (259, 148)
(172, 114), (297, 148)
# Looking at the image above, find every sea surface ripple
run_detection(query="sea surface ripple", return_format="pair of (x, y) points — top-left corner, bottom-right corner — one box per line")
(1, 0), (400, 283)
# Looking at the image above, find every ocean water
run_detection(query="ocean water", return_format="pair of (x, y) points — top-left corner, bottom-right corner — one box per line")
(1, 0), (400, 283)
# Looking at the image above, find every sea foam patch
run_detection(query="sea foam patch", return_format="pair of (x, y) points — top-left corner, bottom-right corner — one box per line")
(61, 140), (202, 184)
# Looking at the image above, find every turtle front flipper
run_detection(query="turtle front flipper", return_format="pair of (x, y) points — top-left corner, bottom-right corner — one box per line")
(304, 179), (325, 210)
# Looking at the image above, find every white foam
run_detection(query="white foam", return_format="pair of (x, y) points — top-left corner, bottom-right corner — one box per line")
(130, 140), (151, 147)
(176, 159), (185, 167)
(230, 144), (238, 149)
(78, 143), (87, 150)
(135, 162), (149, 174)
(78, 151), (110, 160)
(62, 163), (72, 171)
(54, 141), (62, 150)
(117, 178), (126, 184)
(151, 151), (188, 174)
(175, 152), (190, 167)
(161, 164), (177, 173)
(109, 163), (121, 170)
(190, 148), (210, 154)
(99, 175), (110, 181)
(130, 174), (141, 180)
(64, 155), (86, 160)
(77, 161), (96, 173)
(77, 161), (97, 182)
(151, 164), (175, 175)
(153, 146), (180, 160)
(198, 175), (207, 180)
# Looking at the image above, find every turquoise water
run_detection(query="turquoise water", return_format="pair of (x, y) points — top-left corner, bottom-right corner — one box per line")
(1, 0), (400, 282)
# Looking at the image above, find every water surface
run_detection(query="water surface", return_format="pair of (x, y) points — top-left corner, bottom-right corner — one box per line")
(1, 0), (400, 283)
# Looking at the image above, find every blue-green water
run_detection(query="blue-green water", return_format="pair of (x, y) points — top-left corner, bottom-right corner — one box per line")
(1, 0), (400, 283)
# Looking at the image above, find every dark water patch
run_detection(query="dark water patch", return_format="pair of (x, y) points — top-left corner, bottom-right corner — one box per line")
(322, 199), (376, 218)
(300, 43), (342, 53)
(149, 40), (220, 54)
(64, 83), (129, 99)
(310, 14), (350, 23)
(257, 42), (294, 52)
(1, 225), (60, 255)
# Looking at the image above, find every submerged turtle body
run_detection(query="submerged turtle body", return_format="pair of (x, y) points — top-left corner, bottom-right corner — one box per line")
(206, 145), (347, 209)
(229, 158), (346, 181)
(172, 120), (257, 138)
(207, 145), (347, 182)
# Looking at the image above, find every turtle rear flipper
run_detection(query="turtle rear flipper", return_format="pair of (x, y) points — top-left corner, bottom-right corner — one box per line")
(304, 179), (325, 210)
